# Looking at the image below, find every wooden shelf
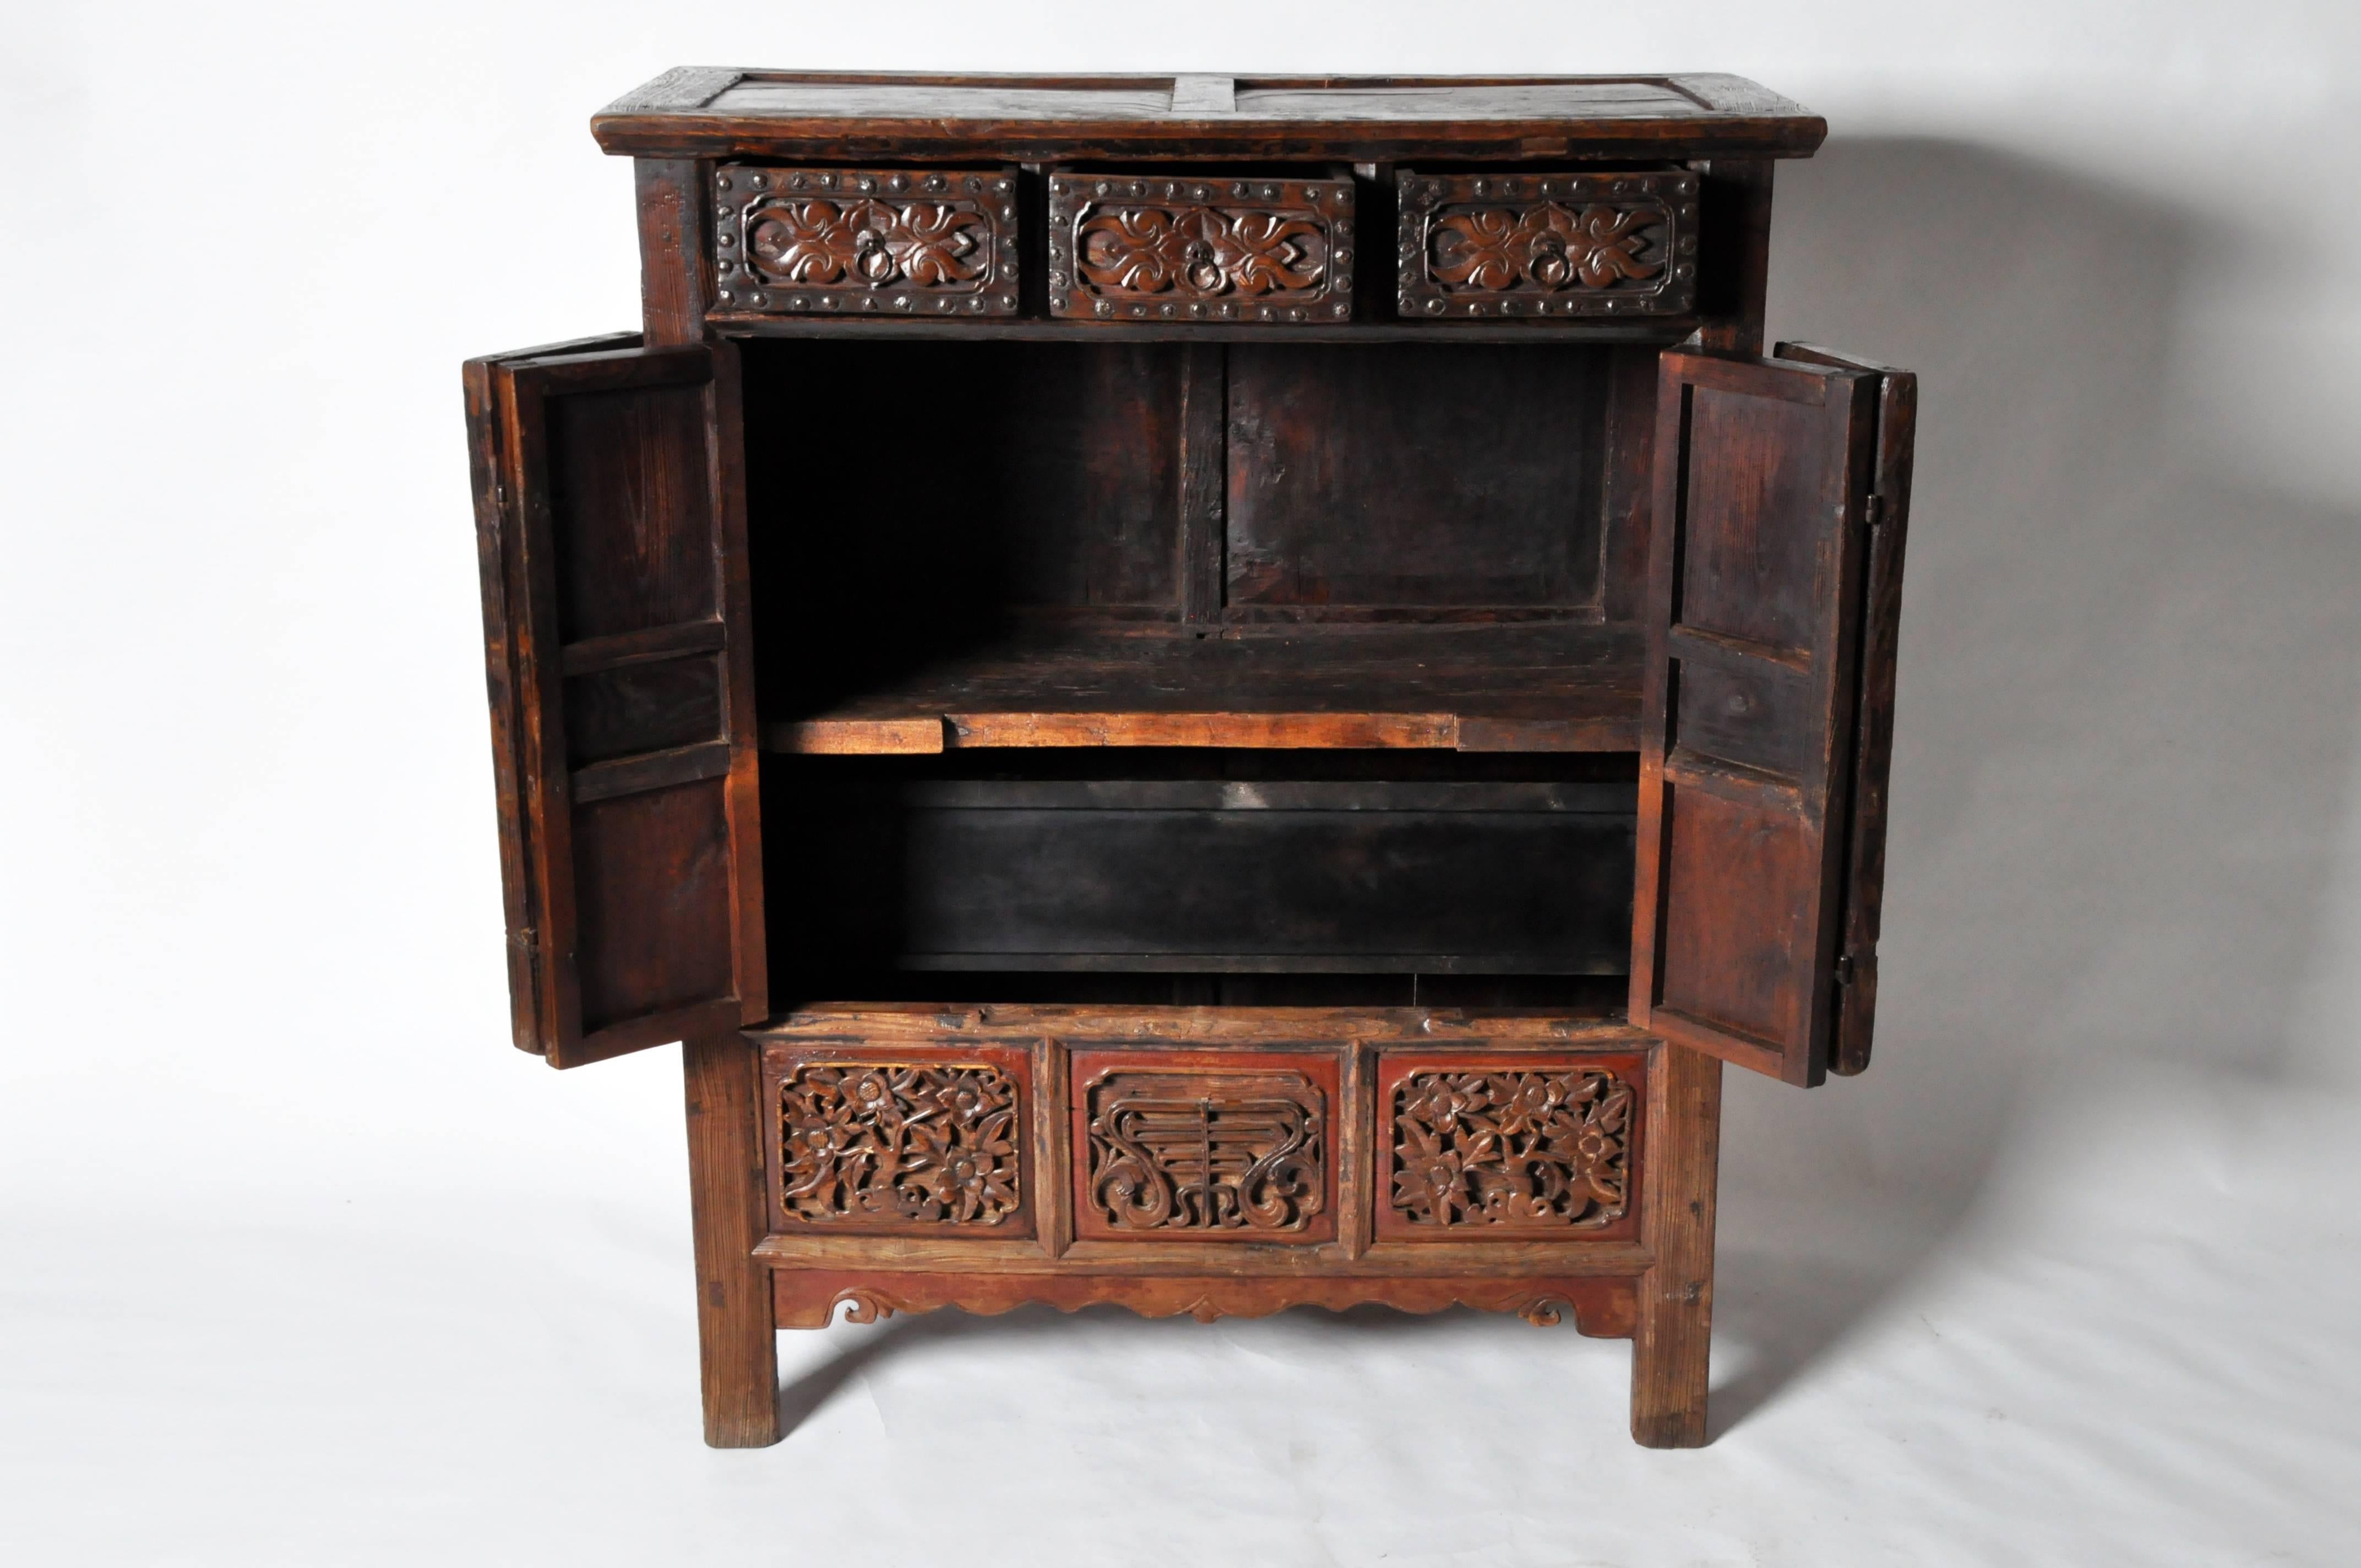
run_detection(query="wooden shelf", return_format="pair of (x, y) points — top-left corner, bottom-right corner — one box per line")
(762, 623), (1642, 754)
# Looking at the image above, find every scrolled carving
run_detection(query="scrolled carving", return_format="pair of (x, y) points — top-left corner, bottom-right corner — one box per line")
(712, 164), (1020, 316)
(747, 198), (990, 290)
(777, 1063), (1020, 1226)
(1390, 1068), (1633, 1229)
(1430, 203), (1664, 293)
(834, 1289), (897, 1325)
(1084, 1070), (1326, 1233)
(1078, 206), (1328, 298)
(1395, 169), (1698, 320)
(1049, 173), (1353, 322)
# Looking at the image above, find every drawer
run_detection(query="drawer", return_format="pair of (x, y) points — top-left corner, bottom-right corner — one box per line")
(1394, 169), (1698, 320)
(712, 165), (1021, 317)
(760, 1040), (1036, 1236)
(1071, 1047), (1339, 1242)
(1047, 171), (1354, 323)
(779, 772), (1638, 976)
(1374, 1049), (1644, 1241)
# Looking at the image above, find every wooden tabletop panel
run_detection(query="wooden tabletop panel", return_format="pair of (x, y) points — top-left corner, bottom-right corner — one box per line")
(593, 69), (1825, 161)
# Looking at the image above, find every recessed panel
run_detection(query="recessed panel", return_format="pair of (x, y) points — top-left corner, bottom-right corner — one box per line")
(1675, 383), (1830, 658)
(564, 654), (724, 766)
(779, 773), (1636, 974)
(1654, 778), (1819, 1052)
(570, 778), (735, 1032)
(760, 1042), (1035, 1238)
(1376, 1050), (1646, 1242)
(545, 384), (717, 642)
(1226, 344), (1607, 611)
(1667, 647), (1816, 783)
(1070, 1048), (1339, 1243)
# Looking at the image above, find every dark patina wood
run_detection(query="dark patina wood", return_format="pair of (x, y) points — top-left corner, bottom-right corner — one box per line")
(462, 67), (1917, 1452)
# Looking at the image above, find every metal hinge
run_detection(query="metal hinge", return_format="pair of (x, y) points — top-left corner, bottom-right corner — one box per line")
(1834, 953), (1857, 986)
(1862, 494), (1885, 531)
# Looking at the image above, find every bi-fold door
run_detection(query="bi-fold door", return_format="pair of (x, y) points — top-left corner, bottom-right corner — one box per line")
(465, 335), (766, 1066)
(463, 336), (1913, 1086)
(1628, 344), (1916, 1085)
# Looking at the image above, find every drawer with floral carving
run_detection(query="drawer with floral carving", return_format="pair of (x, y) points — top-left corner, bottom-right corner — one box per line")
(761, 1041), (1034, 1236)
(1394, 170), (1698, 321)
(711, 164), (1021, 317)
(1070, 1048), (1340, 1242)
(1047, 171), (1354, 323)
(1374, 1050), (1646, 1244)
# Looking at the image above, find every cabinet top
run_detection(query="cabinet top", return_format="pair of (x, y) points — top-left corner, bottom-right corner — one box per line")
(591, 69), (1826, 162)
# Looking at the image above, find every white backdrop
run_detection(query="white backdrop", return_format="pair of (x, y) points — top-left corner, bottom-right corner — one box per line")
(7, 4), (2360, 1562)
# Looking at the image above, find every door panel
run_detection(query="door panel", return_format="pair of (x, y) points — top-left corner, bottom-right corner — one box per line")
(464, 335), (766, 1066)
(1629, 349), (1883, 1086)
(1771, 343), (1918, 1075)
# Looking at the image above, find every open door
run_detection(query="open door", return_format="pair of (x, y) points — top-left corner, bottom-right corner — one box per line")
(464, 335), (766, 1067)
(1629, 346), (1914, 1086)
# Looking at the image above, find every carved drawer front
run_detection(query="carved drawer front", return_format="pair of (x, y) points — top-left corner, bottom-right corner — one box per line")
(1395, 170), (1698, 320)
(1070, 1049), (1339, 1242)
(761, 1042), (1033, 1237)
(1048, 171), (1354, 323)
(712, 164), (1021, 317)
(1375, 1051), (1646, 1243)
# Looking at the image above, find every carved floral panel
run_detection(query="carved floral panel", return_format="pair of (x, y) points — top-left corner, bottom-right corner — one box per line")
(1049, 173), (1353, 323)
(1078, 1063), (1332, 1238)
(1395, 170), (1698, 320)
(1386, 1064), (1636, 1232)
(713, 165), (1020, 316)
(775, 1061), (1022, 1227)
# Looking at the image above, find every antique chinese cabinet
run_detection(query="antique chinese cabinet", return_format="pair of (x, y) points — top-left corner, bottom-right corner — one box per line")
(463, 69), (1917, 1449)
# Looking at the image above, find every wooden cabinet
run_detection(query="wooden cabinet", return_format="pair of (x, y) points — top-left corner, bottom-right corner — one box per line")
(464, 68), (1918, 1449)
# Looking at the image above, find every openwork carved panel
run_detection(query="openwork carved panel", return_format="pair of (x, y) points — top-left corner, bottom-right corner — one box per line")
(1078, 1062), (1332, 1238)
(1395, 170), (1697, 319)
(1386, 1064), (1636, 1232)
(712, 165), (1020, 317)
(775, 1061), (1022, 1227)
(1048, 173), (1353, 323)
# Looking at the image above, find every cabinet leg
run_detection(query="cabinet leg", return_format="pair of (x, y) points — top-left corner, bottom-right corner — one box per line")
(683, 1032), (781, 1447)
(1630, 1041), (1722, 1448)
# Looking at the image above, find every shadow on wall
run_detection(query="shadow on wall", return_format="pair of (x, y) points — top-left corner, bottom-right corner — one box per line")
(760, 137), (2361, 1443)
(1711, 135), (2361, 1430)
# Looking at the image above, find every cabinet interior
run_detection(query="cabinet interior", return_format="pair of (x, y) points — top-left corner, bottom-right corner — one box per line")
(739, 330), (1653, 1011)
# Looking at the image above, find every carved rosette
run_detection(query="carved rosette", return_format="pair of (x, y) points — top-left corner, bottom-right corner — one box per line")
(712, 165), (1020, 317)
(1049, 173), (1353, 323)
(776, 1063), (1021, 1225)
(1389, 1068), (1633, 1229)
(1395, 170), (1698, 319)
(1082, 1070), (1328, 1233)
